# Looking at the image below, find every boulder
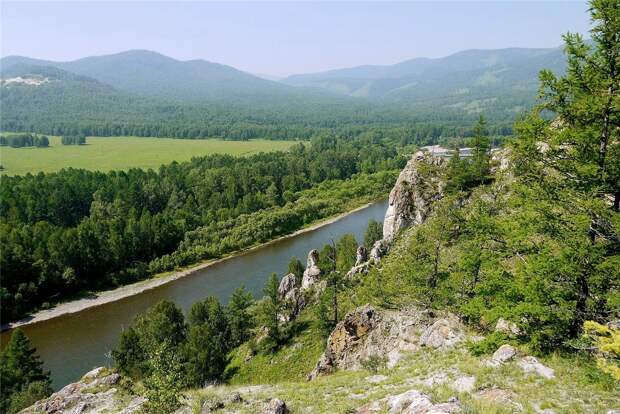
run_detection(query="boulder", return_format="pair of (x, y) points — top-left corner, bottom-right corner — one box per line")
(387, 390), (433, 414)
(494, 318), (521, 337)
(383, 151), (445, 242)
(356, 390), (460, 414)
(20, 368), (144, 414)
(264, 398), (287, 414)
(488, 344), (518, 366)
(309, 305), (463, 379)
(301, 250), (322, 290)
(518, 356), (555, 379)
(419, 317), (464, 349)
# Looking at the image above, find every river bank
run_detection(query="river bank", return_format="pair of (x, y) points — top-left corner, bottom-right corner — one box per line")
(2, 199), (385, 332)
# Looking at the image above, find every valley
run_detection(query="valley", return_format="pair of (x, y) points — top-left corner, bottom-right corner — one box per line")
(0, 1), (618, 413)
(0, 136), (296, 175)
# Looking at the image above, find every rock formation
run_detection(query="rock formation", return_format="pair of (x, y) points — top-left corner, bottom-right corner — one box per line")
(309, 304), (464, 379)
(383, 150), (446, 242)
(355, 246), (368, 266)
(369, 239), (388, 262)
(355, 389), (461, 414)
(301, 249), (322, 290)
(20, 367), (144, 414)
(277, 273), (306, 322)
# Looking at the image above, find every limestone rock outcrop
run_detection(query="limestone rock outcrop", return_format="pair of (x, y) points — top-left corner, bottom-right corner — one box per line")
(309, 305), (464, 379)
(20, 367), (144, 414)
(383, 151), (446, 242)
(369, 239), (388, 262)
(277, 273), (306, 322)
(301, 249), (322, 290)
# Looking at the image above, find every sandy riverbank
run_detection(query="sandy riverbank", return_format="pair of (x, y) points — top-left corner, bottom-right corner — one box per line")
(3, 200), (383, 332)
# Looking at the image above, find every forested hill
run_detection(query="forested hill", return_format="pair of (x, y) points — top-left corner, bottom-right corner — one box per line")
(283, 46), (566, 113)
(0, 47), (567, 138)
(1, 50), (314, 104)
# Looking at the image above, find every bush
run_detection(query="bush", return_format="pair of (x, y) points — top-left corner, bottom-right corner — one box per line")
(6, 381), (52, 414)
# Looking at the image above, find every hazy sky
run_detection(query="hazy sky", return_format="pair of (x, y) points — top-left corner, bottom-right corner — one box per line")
(1, 1), (591, 77)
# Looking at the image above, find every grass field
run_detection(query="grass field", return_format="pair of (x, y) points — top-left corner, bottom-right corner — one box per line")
(0, 136), (297, 176)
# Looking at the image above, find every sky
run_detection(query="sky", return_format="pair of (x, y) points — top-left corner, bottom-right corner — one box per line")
(1, 1), (591, 77)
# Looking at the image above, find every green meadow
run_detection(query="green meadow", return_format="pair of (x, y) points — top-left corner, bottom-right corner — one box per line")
(0, 136), (297, 175)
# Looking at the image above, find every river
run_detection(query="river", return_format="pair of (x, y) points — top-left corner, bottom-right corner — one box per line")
(1, 200), (388, 389)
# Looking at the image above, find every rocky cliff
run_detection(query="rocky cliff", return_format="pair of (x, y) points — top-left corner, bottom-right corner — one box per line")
(383, 150), (446, 242)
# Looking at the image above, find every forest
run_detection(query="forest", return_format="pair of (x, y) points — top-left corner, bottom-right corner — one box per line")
(0, 133), (403, 322)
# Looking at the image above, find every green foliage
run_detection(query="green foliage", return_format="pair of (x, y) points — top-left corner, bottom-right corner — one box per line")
(6, 381), (52, 414)
(360, 355), (388, 374)
(0, 329), (51, 414)
(227, 286), (255, 347)
(0, 133), (49, 148)
(445, 116), (493, 194)
(60, 134), (86, 145)
(314, 289), (336, 338)
(185, 297), (231, 386)
(143, 341), (183, 414)
(583, 321), (620, 380)
(467, 332), (512, 356)
(1, 131), (402, 322)
(112, 300), (186, 379)
(363, 219), (383, 249)
(287, 257), (304, 278)
(335, 234), (358, 272)
(257, 274), (282, 352)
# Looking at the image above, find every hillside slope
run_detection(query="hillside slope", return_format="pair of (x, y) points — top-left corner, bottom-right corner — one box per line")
(1, 50), (310, 104)
(283, 47), (566, 116)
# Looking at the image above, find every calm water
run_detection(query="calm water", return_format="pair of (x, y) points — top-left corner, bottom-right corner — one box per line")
(1, 200), (388, 389)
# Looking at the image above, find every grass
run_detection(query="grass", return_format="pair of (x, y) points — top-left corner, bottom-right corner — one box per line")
(0, 135), (297, 176)
(186, 342), (620, 413)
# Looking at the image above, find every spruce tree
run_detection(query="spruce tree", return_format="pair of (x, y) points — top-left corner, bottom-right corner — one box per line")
(0, 329), (51, 413)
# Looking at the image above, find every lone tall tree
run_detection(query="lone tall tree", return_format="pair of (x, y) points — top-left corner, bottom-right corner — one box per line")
(537, 0), (619, 209)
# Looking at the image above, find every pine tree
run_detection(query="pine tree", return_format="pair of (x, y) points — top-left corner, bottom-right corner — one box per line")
(363, 219), (383, 249)
(0, 329), (51, 414)
(258, 273), (282, 351)
(227, 286), (254, 347)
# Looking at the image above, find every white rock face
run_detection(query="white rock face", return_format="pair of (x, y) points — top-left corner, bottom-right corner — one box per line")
(518, 356), (555, 379)
(301, 249), (322, 290)
(383, 151), (445, 242)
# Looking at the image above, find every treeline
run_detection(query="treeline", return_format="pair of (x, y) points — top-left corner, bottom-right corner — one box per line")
(0, 133), (403, 322)
(1, 122), (513, 144)
(0, 134), (49, 148)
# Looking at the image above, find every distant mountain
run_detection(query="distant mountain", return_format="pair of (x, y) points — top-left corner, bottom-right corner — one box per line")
(1, 50), (308, 104)
(282, 47), (566, 112)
